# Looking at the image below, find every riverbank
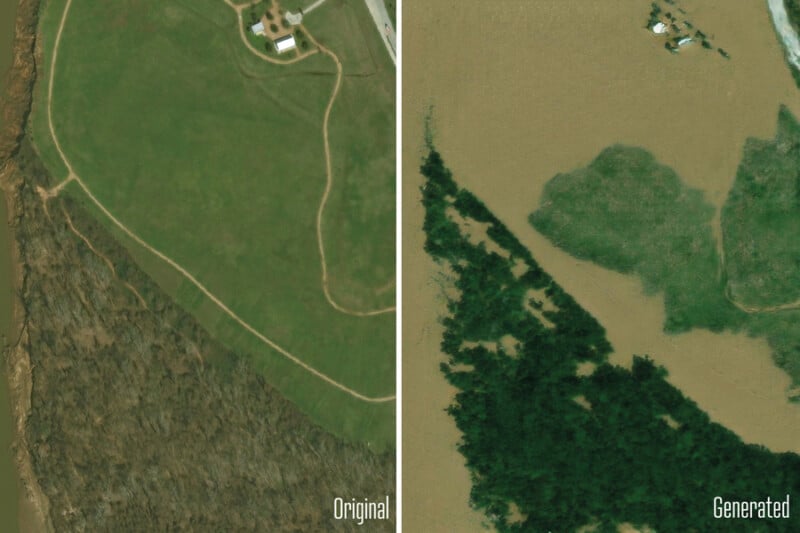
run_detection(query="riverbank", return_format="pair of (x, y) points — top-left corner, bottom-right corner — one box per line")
(768, 0), (800, 83)
(0, 0), (54, 530)
(0, 0), (21, 529)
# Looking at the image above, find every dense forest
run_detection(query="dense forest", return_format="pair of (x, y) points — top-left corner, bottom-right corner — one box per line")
(8, 135), (396, 532)
(420, 142), (800, 532)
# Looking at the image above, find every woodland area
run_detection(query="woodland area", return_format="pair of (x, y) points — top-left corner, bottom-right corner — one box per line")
(0, 1), (393, 527)
(421, 144), (800, 532)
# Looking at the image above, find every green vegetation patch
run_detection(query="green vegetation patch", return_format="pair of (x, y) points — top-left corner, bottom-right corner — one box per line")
(722, 106), (800, 308)
(529, 108), (800, 392)
(530, 144), (734, 333)
(421, 142), (800, 532)
(31, 0), (394, 446)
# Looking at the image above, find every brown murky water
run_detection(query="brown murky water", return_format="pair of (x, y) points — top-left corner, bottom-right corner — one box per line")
(404, 0), (800, 528)
(0, 0), (20, 531)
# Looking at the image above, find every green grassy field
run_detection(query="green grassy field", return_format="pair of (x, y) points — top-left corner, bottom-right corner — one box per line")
(30, 0), (395, 447)
(722, 106), (800, 308)
(303, 0), (395, 311)
(530, 111), (800, 394)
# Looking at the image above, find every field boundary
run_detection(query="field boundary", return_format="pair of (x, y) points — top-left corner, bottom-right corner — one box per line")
(42, 0), (395, 403)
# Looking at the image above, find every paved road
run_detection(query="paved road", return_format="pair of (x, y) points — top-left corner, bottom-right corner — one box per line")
(363, 0), (396, 65)
(302, 0), (327, 15)
(768, 0), (800, 71)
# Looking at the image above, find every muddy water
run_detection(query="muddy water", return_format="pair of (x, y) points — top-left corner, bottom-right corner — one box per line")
(404, 0), (800, 527)
(0, 0), (20, 531)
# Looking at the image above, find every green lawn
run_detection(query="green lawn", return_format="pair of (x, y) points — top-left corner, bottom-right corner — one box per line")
(722, 106), (800, 308)
(530, 110), (800, 394)
(30, 0), (395, 447)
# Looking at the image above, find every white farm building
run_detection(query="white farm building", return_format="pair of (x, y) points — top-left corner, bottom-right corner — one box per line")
(274, 34), (297, 54)
(251, 21), (266, 36)
(651, 22), (668, 34)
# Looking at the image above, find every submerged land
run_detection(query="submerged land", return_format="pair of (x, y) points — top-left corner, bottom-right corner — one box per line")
(405, 0), (800, 530)
(420, 142), (800, 532)
(0, 0), (394, 529)
(531, 107), (800, 395)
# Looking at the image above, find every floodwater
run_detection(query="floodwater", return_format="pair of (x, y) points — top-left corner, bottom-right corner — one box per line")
(0, 0), (20, 531)
(404, 0), (800, 528)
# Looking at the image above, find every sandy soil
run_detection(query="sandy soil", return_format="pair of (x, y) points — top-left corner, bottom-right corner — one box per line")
(404, 0), (800, 527)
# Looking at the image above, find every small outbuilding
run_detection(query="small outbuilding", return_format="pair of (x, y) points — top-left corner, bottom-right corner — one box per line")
(652, 21), (668, 34)
(251, 21), (266, 36)
(274, 34), (297, 54)
(677, 37), (693, 47)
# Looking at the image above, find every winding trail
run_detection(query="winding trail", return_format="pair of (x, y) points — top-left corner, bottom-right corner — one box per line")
(213, 0), (395, 317)
(44, 0), (395, 403)
(60, 204), (149, 310)
(313, 41), (397, 317)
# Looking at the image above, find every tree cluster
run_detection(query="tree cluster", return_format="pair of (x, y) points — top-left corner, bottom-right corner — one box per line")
(420, 145), (800, 532)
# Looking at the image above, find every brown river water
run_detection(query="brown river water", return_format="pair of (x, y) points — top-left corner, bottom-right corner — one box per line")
(0, 0), (20, 531)
(404, 0), (800, 530)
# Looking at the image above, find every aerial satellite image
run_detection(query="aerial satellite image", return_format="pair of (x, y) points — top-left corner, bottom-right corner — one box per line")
(0, 0), (395, 530)
(404, 0), (800, 531)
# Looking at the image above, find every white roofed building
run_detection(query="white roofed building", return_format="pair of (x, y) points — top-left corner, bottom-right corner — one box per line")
(251, 21), (266, 36)
(274, 34), (297, 54)
(652, 22), (668, 34)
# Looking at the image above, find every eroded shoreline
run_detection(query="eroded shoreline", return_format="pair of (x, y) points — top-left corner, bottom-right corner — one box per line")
(0, 0), (56, 530)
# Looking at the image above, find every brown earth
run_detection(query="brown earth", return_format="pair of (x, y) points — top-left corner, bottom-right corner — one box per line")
(0, 1), (394, 530)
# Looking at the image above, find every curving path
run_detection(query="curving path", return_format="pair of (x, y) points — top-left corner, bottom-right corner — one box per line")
(227, 0), (396, 317)
(44, 0), (395, 403)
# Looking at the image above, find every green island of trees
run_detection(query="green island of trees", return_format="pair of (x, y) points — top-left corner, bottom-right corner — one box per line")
(420, 141), (800, 532)
(530, 107), (800, 395)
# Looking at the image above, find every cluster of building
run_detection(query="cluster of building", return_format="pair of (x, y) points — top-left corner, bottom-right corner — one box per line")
(251, 21), (297, 54)
(646, 0), (729, 59)
(651, 21), (693, 49)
